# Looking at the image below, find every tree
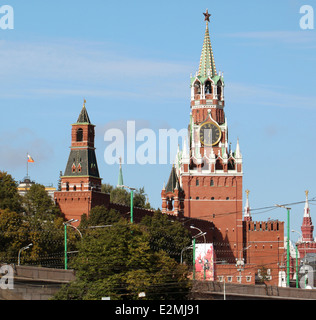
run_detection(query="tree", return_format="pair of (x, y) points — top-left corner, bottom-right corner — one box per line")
(101, 184), (153, 209)
(133, 187), (151, 209)
(23, 183), (61, 218)
(140, 210), (192, 263)
(53, 219), (191, 300)
(0, 171), (22, 213)
(110, 187), (130, 206)
(0, 209), (26, 263)
(79, 205), (121, 229)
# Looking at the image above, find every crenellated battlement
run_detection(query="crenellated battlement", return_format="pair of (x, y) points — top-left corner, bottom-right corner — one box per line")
(245, 220), (283, 232)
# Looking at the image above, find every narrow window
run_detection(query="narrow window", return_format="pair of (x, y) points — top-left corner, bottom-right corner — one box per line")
(196, 179), (199, 186)
(194, 81), (201, 95)
(76, 128), (83, 142)
(205, 80), (212, 95)
(210, 179), (214, 186)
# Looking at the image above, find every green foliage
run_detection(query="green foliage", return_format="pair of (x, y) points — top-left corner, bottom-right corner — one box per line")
(79, 205), (121, 228)
(22, 183), (61, 218)
(101, 184), (153, 209)
(0, 209), (26, 262)
(0, 171), (67, 266)
(140, 210), (192, 263)
(54, 220), (191, 300)
(0, 171), (22, 213)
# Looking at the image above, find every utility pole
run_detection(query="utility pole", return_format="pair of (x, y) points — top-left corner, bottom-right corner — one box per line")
(117, 184), (136, 223)
(192, 238), (196, 280)
(63, 219), (78, 270)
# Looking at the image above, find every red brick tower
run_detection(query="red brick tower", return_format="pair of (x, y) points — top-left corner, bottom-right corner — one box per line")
(54, 101), (110, 223)
(297, 190), (316, 259)
(161, 11), (243, 261)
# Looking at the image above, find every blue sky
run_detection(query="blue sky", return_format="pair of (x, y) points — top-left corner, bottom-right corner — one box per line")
(0, 0), (315, 238)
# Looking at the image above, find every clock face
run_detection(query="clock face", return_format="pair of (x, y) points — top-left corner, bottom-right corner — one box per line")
(199, 122), (222, 146)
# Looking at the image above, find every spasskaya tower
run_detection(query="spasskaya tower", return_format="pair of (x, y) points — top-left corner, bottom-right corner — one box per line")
(161, 10), (243, 259)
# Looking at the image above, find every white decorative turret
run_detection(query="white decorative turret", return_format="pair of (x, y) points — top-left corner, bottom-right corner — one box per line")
(235, 138), (242, 159)
(304, 190), (311, 218)
(244, 189), (252, 221)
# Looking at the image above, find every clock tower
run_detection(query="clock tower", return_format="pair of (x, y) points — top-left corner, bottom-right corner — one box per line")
(161, 11), (243, 261)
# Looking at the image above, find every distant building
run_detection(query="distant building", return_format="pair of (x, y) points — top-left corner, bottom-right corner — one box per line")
(17, 176), (56, 199)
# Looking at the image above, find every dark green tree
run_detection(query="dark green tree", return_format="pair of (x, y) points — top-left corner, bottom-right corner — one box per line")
(101, 184), (153, 209)
(79, 205), (121, 229)
(53, 219), (190, 300)
(0, 209), (26, 262)
(0, 171), (22, 213)
(23, 183), (61, 218)
(140, 210), (192, 263)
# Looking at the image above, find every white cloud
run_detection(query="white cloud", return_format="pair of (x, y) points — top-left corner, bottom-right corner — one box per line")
(0, 39), (192, 99)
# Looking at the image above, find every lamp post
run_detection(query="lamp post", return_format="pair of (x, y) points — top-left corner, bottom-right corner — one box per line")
(190, 226), (207, 280)
(118, 185), (136, 223)
(18, 243), (33, 265)
(180, 245), (193, 264)
(63, 219), (78, 270)
(276, 205), (291, 287)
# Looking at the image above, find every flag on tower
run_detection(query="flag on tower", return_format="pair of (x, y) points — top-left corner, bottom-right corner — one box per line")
(27, 154), (34, 163)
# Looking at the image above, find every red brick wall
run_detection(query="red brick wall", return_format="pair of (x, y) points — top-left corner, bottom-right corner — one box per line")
(243, 220), (284, 286)
(54, 190), (110, 225)
(181, 174), (243, 261)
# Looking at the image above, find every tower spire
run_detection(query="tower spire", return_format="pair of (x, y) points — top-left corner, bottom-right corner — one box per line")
(198, 10), (217, 79)
(301, 190), (314, 242)
(304, 190), (311, 217)
(77, 99), (91, 124)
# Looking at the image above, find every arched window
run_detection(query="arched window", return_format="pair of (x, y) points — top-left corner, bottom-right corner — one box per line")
(217, 80), (222, 99)
(66, 182), (69, 191)
(76, 128), (83, 142)
(194, 80), (201, 95)
(228, 159), (235, 170)
(205, 80), (212, 95)
(215, 158), (223, 170)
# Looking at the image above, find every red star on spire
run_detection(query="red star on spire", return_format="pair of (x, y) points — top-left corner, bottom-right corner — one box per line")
(203, 9), (211, 22)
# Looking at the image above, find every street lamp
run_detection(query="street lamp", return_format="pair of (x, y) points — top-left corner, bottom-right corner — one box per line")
(63, 219), (78, 270)
(190, 226), (207, 280)
(236, 245), (251, 283)
(275, 204), (291, 287)
(117, 185), (136, 223)
(18, 243), (33, 265)
(180, 245), (193, 264)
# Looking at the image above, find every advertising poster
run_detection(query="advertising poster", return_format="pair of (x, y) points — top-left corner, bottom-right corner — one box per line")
(195, 243), (215, 281)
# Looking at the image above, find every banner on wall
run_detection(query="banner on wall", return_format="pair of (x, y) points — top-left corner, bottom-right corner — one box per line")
(195, 243), (215, 280)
